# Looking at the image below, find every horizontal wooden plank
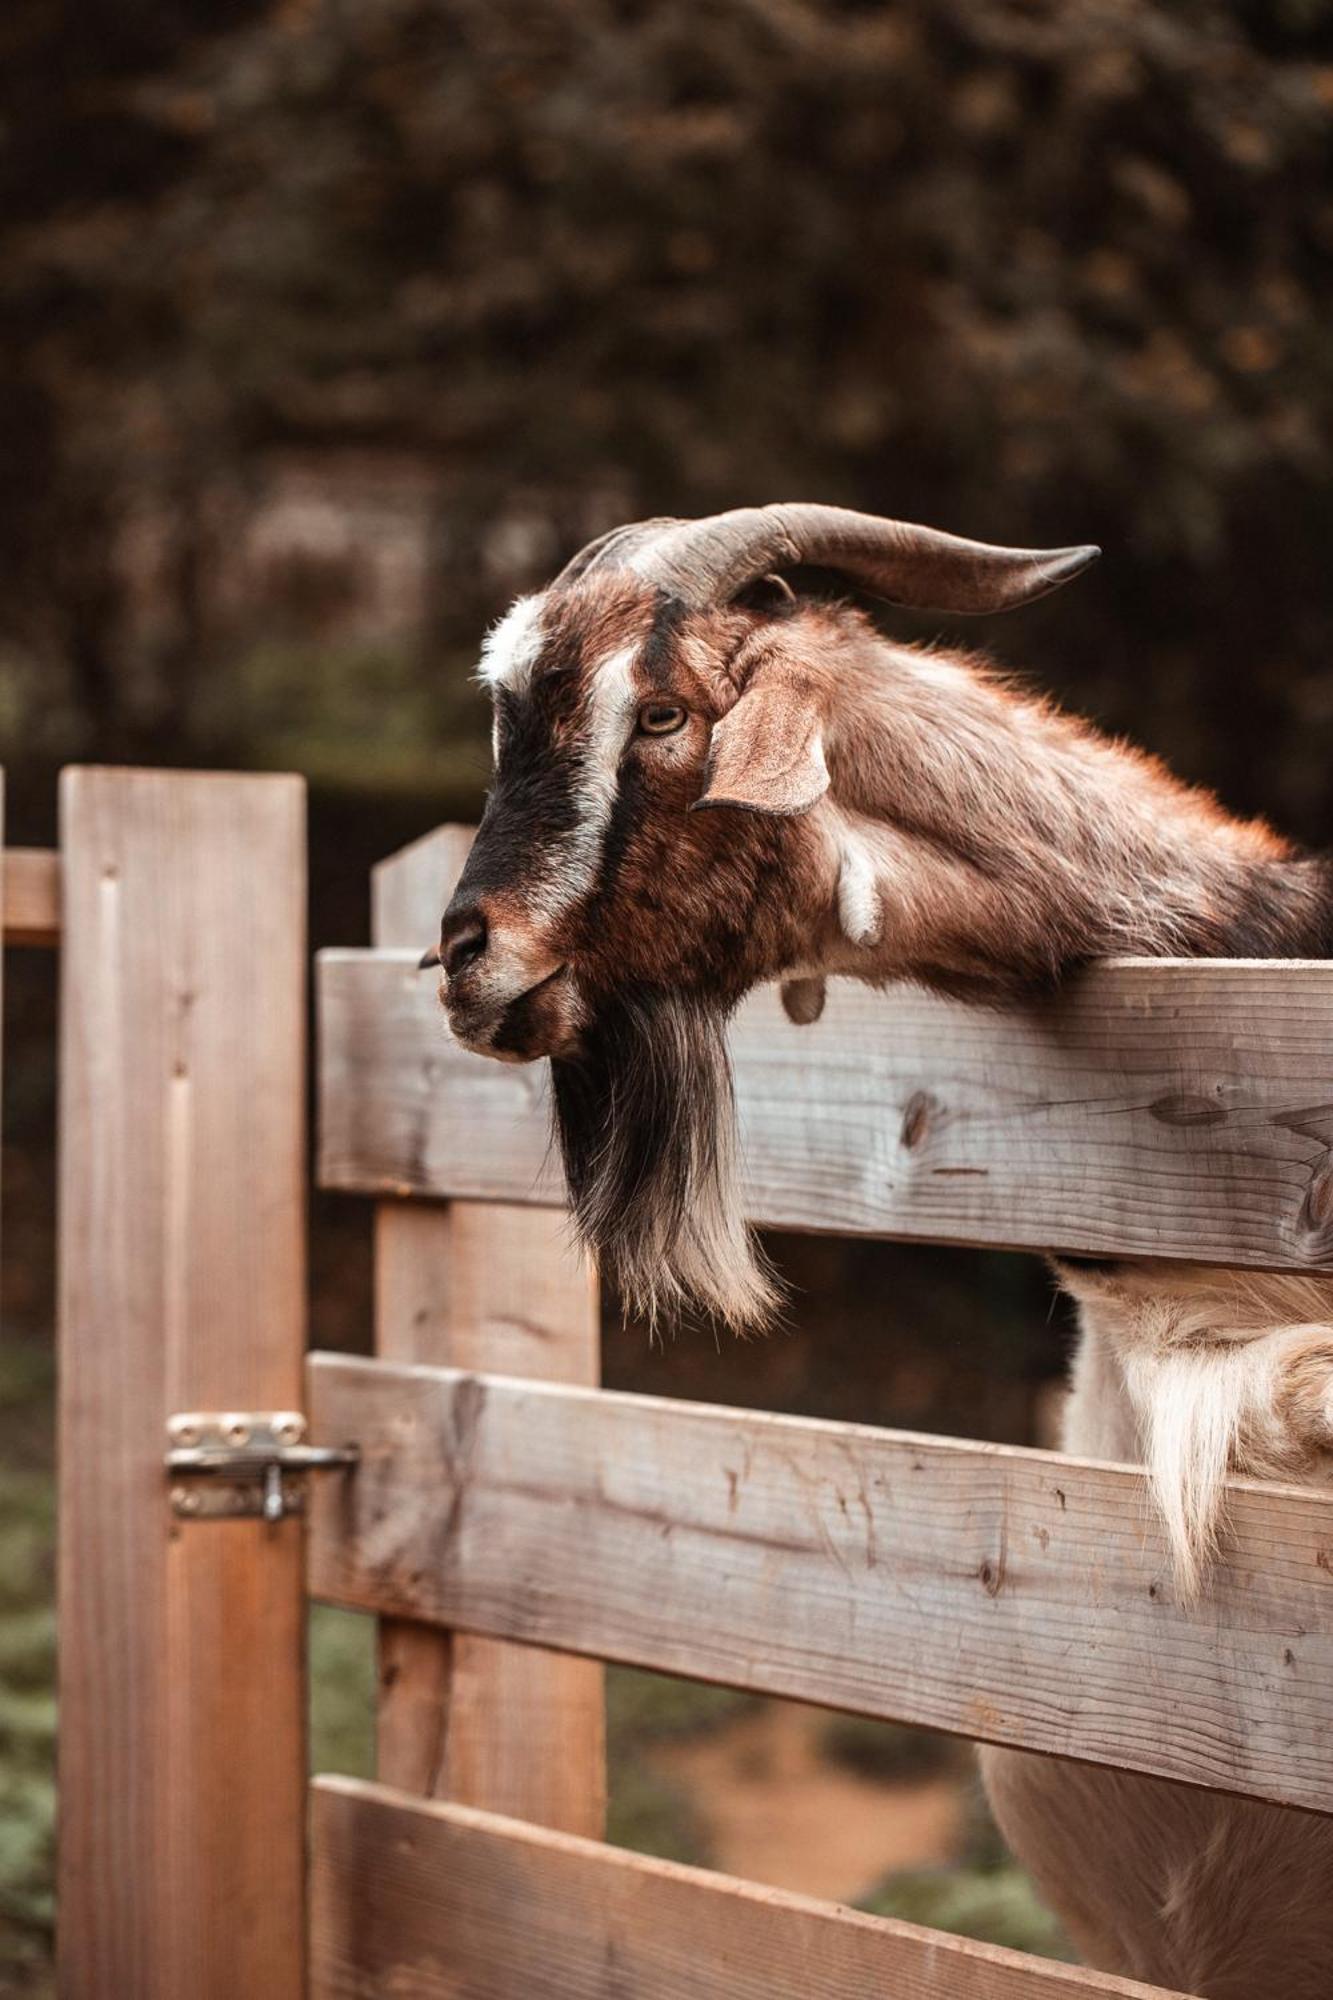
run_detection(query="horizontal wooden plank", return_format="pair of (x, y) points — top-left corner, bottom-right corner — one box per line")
(318, 948), (1333, 1268)
(4, 847), (60, 945)
(307, 1357), (1333, 1814)
(310, 1778), (1179, 2000)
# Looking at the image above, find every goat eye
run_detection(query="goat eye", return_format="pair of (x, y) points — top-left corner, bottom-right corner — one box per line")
(637, 701), (688, 736)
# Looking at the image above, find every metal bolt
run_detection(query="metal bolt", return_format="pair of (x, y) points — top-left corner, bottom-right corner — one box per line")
(223, 1416), (250, 1446)
(271, 1413), (305, 1446)
(262, 1463), (285, 1523)
(172, 1419), (200, 1447)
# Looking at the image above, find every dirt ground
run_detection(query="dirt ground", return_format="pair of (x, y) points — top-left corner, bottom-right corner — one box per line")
(651, 1699), (964, 1903)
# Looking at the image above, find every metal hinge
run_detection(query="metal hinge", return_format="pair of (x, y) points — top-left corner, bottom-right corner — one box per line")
(166, 1411), (359, 1522)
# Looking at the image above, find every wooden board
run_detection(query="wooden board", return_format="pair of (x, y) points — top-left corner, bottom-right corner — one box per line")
(310, 1777), (1183, 2000)
(58, 768), (307, 2000)
(369, 825), (604, 1835)
(308, 1357), (1333, 1815)
(3, 846), (60, 945)
(369, 817), (472, 959)
(319, 948), (1333, 1269)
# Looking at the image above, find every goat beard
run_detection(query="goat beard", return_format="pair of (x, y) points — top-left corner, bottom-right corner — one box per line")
(550, 986), (779, 1334)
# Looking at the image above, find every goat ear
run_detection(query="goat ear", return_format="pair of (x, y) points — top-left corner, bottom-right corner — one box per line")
(692, 678), (828, 818)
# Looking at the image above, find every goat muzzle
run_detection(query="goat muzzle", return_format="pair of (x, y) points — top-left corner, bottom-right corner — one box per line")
(443, 961), (582, 1064)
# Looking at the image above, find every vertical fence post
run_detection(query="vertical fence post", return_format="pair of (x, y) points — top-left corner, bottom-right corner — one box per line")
(366, 825), (605, 1836)
(58, 768), (307, 2000)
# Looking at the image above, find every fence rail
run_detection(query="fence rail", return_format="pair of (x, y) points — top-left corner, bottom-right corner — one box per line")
(307, 1355), (1333, 1816)
(3, 846), (59, 945)
(320, 939), (1333, 1271)
(311, 1779), (1183, 2000)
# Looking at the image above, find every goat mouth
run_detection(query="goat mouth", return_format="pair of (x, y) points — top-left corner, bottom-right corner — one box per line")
(517, 963), (569, 1005)
(448, 963), (579, 1062)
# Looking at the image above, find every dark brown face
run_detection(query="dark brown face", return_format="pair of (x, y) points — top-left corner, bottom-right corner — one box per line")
(435, 579), (823, 1061)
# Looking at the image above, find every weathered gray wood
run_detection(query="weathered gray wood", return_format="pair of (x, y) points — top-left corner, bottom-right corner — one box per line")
(310, 1778), (1183, 2000)
(370, 818), (473, 958)
(369, 823), (604, 1836)
(3, 846), (59, 945)
(308, 1356), (1333, 1815)
(318, 948), (1333, 1268)
(58, 768), (307, 2000)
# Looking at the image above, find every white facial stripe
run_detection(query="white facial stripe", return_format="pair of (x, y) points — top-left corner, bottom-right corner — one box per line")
(484, 640), (643, 931)
(836, 831), (881, 945)
(477, 593), (546, 690)
(555, 642), (640, 908)
(580, 642), (640, 822)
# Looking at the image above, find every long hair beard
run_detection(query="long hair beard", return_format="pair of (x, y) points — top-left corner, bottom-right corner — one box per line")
(550, 987), (778, 1333)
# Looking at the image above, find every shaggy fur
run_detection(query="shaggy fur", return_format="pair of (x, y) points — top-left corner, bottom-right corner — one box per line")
(1058, 1260), (1333, 1596)
(434, 516), (1328, 2000)
(981, 1267), (1333, 1999)
(431, 508), (1333, 1997)
(441, 564), (1333, 1331)
(549, 986), (777, 1332)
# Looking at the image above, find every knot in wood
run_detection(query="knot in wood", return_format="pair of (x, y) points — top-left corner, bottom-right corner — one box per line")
(900, 1090), (937, 1152)
(977, 1554), (1005, 1597)
(1297, 1159), (1333, 1254)
(1148, 1091), (1225, 1128)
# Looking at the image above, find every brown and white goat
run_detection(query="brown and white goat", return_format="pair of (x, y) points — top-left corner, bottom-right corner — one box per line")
(430, 504), (1333, 1998)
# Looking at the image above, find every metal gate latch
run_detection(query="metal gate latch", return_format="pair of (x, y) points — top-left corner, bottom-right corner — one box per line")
(166, 1411), (359, 1522)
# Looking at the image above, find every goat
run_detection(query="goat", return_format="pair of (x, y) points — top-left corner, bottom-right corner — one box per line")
(428, 505), (1333, 1997)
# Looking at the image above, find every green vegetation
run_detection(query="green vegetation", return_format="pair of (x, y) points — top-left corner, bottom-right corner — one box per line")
(308, 1606), (376, 1781)
(606, 1666), (761, 1867)
(0, 1461), (56, 1993)
(859, 1863), (1072, 1961)
(818, 1714), (962, 1786)
(859, 1781), (1072, 1962)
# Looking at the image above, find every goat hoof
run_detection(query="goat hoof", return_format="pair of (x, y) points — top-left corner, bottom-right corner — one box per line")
(781, 976), (826, 1026)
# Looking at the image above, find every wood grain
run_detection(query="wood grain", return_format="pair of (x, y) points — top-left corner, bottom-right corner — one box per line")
(58, 768), (307, 2000)
(319, 948), (1333, 1269)
(3, 846), (60, 945)
(370, 817), (473, 960)
(310, 1778), (1184, 2000)
(308, 1356), (1333, 1815)
(369, 825), (604, 1835)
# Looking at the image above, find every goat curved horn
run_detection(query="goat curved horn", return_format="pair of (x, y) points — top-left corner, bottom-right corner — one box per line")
(551, 517), (685, 589)
(558, 504), (1099, 614)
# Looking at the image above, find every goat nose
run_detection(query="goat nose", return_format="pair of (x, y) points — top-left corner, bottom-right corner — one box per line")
(440, 907), (488, 979)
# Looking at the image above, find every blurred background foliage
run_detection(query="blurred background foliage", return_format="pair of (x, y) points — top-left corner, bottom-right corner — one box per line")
(3, 0), (1333, 1989)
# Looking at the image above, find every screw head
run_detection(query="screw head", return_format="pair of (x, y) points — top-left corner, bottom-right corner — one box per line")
(223, 1415), (250, 1446)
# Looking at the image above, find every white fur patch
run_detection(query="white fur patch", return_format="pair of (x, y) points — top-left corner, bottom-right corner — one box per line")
(1064, 1262), (1333, 1598)
(477, 593), (546, 690)
(836, 831), (881, 945)
(559, 643), (638, 899)
(511, 642), (641, 928)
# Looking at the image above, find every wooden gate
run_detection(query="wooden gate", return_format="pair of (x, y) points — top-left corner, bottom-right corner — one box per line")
(25, 779), (1333, 1997)
(306, 822), (1333, 1998)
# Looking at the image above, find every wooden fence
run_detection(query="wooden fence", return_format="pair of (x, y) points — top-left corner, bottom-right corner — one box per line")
(15, 773), (1332, 1998)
